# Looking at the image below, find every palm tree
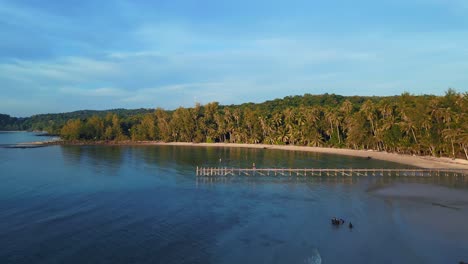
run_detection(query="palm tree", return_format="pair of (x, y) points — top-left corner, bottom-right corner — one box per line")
(223, 108), (234, 142)
(340, 100), (353, 115)
(214, 112), (227, 142)
(307, 129), (324, 147)
(457, 127), (468, 160)
(302, 106), (323, 147)
(325, 108), (342, 145)
(258, 116), (270, 142)
(399, 109), (418, 145)
(345, 113), (368, 149)
(360, 100), (377, 137)
(442, 128), (458, 158)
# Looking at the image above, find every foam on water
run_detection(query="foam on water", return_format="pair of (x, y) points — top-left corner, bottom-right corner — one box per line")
(304, 248), (322, 264)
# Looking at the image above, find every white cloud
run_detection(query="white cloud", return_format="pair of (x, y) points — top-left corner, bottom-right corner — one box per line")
(121, 82), (227, 104)
(1, 21), (467, 116)
(107, 51), (164, 59)
(0, 56), (119, 85)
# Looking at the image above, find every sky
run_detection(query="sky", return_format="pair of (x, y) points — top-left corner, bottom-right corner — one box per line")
(0, 0), (467, 117)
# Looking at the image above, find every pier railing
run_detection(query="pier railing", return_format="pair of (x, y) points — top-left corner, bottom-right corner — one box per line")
(196, 167), (468, 177)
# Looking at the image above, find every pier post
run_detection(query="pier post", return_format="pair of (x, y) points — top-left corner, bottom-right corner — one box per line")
(194, 167), (467, 179)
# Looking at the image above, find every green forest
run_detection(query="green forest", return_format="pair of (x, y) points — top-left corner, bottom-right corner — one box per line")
(1, 90), (467, 159)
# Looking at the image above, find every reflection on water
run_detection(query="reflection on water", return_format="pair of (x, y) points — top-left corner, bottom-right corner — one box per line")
(60, 145), (415, 171)
(369, 175), (468, 189)
(195, 175), (361, 186)
(61, 146), (125, 175)
(0, 134), (467, 264)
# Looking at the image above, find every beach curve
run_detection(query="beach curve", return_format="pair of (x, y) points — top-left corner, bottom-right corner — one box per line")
(88, 141), (468, 170)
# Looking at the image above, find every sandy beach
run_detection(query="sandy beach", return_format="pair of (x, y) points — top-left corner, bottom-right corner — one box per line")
(75, 141), (468, 170)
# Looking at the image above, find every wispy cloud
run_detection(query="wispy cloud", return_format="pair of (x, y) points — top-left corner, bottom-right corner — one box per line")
(0, 1), (467, 116)
(59, 87), (130, 97)
(0, 56), (118, 84)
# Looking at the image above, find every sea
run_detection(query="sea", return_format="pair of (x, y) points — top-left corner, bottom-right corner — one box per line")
(0, 131), (467, 264)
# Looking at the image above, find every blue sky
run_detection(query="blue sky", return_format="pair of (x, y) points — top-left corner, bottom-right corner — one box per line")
(1, 0), (467, 116)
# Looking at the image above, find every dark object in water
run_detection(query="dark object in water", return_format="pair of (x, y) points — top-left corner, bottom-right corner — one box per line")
(331, 217), (339, 225)
(366, 156), (372, 160)
(431, 202), (460, 211)
(331, 217), (345, 226)
(349, 222), (353, 229)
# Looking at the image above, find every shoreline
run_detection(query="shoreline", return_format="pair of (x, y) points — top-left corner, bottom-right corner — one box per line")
(53, 141), (468, 169)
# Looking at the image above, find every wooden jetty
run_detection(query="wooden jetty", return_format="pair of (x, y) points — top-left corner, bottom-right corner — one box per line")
(196, 167), (468, 177)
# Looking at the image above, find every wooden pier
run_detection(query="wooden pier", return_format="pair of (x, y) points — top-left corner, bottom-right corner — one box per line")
(196, 167), (468, 177)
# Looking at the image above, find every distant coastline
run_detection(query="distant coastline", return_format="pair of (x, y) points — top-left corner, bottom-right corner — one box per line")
(3, 91), (467, 161)
(46, 140), (468, 169)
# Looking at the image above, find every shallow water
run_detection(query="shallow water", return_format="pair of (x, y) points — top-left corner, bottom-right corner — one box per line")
(0, 133), (467, 264)
(0, 131), (53, 145)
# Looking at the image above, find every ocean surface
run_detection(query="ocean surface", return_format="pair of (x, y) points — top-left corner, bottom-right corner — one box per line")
(0, 132), (467, 264)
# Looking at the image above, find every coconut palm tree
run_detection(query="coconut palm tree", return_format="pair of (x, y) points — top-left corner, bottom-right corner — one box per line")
(324, 108), (343, 145)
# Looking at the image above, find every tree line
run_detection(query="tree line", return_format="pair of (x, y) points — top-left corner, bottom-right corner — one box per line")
(56, 90), (467, 159)
(0, 109), (155, 132)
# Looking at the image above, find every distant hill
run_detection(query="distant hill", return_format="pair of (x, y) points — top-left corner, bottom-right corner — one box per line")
(0, 108), (155, 132)
(2, 94), (374, 131)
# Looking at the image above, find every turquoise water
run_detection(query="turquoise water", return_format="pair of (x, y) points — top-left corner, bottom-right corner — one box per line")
(0, 133), (467, 263)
